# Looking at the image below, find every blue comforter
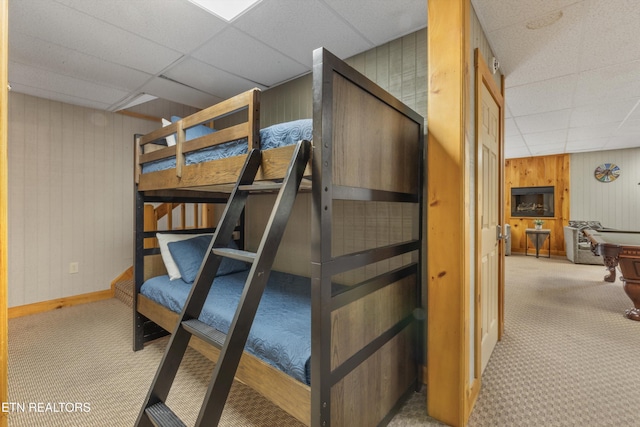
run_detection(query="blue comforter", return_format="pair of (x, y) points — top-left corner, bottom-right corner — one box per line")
(141, 270), (313, 384)
(143, 118), (312, 173)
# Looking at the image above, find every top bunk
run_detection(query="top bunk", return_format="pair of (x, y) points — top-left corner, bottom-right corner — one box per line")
(134, 47), (424, 202)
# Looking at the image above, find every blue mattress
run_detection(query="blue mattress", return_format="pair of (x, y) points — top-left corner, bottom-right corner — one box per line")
(141, 269), (313, 385)
(143, 118), (312, 174)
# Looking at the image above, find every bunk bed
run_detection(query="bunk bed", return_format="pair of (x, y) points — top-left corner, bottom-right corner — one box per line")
(133, 48), (424, 426)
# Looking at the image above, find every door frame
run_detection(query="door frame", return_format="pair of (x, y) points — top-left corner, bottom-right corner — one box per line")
(473, 48), (505, 385)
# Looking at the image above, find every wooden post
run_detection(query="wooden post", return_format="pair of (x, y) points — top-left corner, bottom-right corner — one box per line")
(1, 0), (9, 425)
(144, 205), (157, 249)
(427, 0), (471, 426)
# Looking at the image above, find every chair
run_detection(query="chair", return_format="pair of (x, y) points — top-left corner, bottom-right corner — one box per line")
(564, 225), (603, 265)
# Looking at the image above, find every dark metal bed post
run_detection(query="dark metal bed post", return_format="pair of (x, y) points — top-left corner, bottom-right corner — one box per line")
(311, 47), (334, 427)
(133, 134), (146, 351)
(311, 47), (425, 426)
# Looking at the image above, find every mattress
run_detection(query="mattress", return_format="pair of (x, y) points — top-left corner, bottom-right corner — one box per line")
(140, 269), (313, 385)
(142, 118), (312, 174)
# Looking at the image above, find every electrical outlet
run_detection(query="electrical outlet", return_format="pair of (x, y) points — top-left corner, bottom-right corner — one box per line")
(69, 262), (79, 274)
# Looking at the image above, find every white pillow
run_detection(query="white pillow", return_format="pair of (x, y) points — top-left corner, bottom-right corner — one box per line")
(157, 233), (212, 280)
(162, 118), (176, 147)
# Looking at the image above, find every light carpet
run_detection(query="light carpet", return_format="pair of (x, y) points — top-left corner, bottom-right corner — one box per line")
(8, 254), (640, 426)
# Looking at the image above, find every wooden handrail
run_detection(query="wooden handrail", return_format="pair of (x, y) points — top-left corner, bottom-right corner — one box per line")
(144, 202), (216, 248)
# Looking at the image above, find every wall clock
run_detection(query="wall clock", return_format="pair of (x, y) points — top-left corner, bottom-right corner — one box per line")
(594, 163), (620, 183)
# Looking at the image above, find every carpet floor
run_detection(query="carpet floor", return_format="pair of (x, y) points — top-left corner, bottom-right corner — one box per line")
(7, 254), (640, 426)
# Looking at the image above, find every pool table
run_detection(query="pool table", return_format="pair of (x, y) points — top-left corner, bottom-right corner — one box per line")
(583, 229), (640, 321)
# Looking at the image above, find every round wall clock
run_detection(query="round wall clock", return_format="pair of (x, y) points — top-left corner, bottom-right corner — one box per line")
(594, 163), (621, 182)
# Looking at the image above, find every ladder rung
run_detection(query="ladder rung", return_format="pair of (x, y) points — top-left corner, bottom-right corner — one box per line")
(238, 182), (283, 192)
(212, 247), (256, 263)
(182, 319), (226, 349)
(145, 402), (186, 427)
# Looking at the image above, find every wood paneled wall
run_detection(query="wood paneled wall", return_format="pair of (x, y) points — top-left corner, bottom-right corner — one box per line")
(7, 93), (158, 307)
(570, 148), (640, 230)
(505, 154), (570, 255)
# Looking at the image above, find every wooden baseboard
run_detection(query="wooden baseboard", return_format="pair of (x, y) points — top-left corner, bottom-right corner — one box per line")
(8, 289), (115, 319)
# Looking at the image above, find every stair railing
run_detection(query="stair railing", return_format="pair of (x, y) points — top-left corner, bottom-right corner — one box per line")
(144, 203), (216, 248)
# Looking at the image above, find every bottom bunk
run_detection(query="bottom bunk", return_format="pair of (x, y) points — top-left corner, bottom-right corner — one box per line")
(136, 280), (312, 424)
(135, 249), (419, 426)
(141, 269), (318, 386)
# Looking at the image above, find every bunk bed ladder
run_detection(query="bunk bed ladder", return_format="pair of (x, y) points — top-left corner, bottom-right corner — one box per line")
(135, 139), (311, 427)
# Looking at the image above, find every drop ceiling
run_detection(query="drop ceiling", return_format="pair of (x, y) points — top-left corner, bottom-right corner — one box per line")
(472, 0), (640, 158)
(8, 1), (640, 159)
(8, 0), (426, 111)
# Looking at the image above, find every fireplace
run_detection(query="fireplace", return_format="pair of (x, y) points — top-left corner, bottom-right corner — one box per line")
(511, 186), (554, 217)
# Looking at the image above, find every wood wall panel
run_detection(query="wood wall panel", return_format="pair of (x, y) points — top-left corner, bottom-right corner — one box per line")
(504, 154), (570, 255)
(331, 73), (420, 194)
(346, 28), (427, 121)
(569, 148), (640, 230)
(330, 276), (416, 369)
(427, 1), (470, 425)
(7, 93), (158, 307)
(260, 74), (313, 128)
(330, 327), (415, 427)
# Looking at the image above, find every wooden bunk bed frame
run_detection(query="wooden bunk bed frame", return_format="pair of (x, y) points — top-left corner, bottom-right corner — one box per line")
(133, 48), (424, 426)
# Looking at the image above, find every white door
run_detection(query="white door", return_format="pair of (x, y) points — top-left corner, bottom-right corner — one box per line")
(479, 82), (500, 373)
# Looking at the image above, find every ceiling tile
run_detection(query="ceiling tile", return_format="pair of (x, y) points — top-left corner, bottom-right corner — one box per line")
(322, 0), (426, 46)
(505, 146), (533, 159)
(10, 0), (182, 75)
(616, 116), (640, 136)
(9, 62), (128, 109)
(522, 129), (567, 147)
(565, 137), (611, 152)
(578, 0), (640, 72)
(234, 0), (373, 67)
(604, 135), (640, 150)
(506, 133), (526, 148)
(514, 109), (571, 134)
(10, 32), (152, 91)
(162, 58), (266, 99)
(505, 75), (576, 117)
(623, 101), (640, 122)
(574, 61), (640, 107)
(192, 27), (309, 87)
(528, 143), (566, 156)
(9, 82), (112, 111)
(489, 1), (586, 86)
(53, 0), (228, 53)
(471, 0), (578, 33)
(567, 123), (617, 142)
(505, 118), (519, 136)
(138, 76), (223, 110)
(569, 99), (639, 128)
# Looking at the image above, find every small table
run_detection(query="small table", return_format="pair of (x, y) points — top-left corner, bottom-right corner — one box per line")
(525, 228), (551, 258)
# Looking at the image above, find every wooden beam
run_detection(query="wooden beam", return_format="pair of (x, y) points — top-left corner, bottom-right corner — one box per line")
(116, 110), (162, 123)
(427, 0), (471, 426)
(1, 0), (9, 424)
